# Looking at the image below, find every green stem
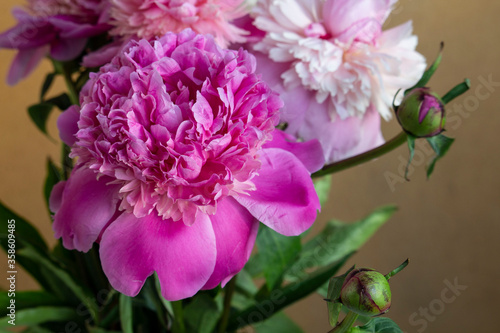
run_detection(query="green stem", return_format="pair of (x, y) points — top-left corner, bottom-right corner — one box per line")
(329, 311), (359, 333)
(313, 131), (408, 177)
(218, 277), (238, 333)
(171, 300), (186, 333)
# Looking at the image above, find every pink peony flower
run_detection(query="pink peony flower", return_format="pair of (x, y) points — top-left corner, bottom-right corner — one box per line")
(0, 0), (111, 85)
(109, 0), (249, 48)
(248, 0), (426, 163)
(51, 30), (324, 301)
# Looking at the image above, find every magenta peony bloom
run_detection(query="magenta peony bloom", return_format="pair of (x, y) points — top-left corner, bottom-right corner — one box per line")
(248, 0), (426, 163)
(109, 0), (249, 48)
(0, 0), (111, 85)
(51, 30), (323, 301)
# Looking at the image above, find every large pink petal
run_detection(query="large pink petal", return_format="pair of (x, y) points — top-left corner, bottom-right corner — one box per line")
(202, 197), (259, 290)
(7, 46), (49, 85)
(234, 148), (319, 236)
(323, 0), (396, 43)
(52, 166), (120, 252)
(99, 212), (216, 301)
(57, 105), (80, 146)
(264, 130), (325, 173)
(299, 104), (384, 164)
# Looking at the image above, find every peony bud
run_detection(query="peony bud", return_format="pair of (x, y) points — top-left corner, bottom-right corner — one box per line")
(340, 268), (391, 317)
(396, 88), (445, 138)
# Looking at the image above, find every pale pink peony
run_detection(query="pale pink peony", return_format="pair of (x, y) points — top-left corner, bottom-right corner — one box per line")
(0, 0), (111, 84)
(248, 0), (426, 163)
(109, 0), (249, 48)
(52, 30), (323, 300)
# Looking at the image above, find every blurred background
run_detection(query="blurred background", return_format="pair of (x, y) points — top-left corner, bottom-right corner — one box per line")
(1, 0), (499, 332)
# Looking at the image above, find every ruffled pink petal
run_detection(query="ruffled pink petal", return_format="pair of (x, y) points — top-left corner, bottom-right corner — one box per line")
(264, 130), (325, 173)
(7, 46), (49, 85)
(52, 166), (120, 252)
(57, 105), (81, 146)
(202, 197), (259, 290)
(99, 211), (217, 301)
(234, 148), (320, 236)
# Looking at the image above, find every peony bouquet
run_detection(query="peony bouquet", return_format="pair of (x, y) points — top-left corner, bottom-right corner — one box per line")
(0, 0), (471, 332)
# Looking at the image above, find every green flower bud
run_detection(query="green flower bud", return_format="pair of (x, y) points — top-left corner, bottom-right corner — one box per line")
(340, 268), (391, 317)
(396, 88), (445, 138)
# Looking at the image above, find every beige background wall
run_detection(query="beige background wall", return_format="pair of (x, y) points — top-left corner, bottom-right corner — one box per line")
(1, 0), (499, 332)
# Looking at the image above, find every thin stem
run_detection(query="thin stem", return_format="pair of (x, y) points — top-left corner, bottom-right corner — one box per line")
(171, 301), (186, 333)
(218, 277), (238, 333)
(329, 311), (359, 333)
(313, 131), (408, 177)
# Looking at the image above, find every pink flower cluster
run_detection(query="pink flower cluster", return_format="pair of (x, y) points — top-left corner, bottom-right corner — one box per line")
(52, 30), (323, 300)
(109, 0), (248, 48)
(0, 0), (110, 84)
(247, 0), (426, 163)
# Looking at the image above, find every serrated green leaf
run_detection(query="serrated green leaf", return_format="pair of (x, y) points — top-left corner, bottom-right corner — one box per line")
(184, 294), (222, 333)
(18, 246), (99, 321)
(327, 267), (355, 327)
(405, 135), (416, 181)
(228, 254), (351, 330)
(254, 312), (303, 333)
(405, 43), (443, 93)
(27, 103), (53, 135)
(426, 134), (454, 178)
(40, 73), (56, 101)
(0, 307), (78, 328)
(286, 206), (397, 282)
(256, 225), (301, 290)
(119, 294), (133, 333)
(349, 317), (403, 333)
(314, 175), (332, 207)
(0, 291), (60, 317)
(44, 159), (62, 213)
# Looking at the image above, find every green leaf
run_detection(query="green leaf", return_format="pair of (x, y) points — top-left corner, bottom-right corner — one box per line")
(426, 134), (454, 178)
(40, 73), (56, 101)
(256, 225), (301, 290)
(327, 267), (355, 327)
(22, 326), (54, 333)
(154, 274), (174, 317)
(184, 294), (222, 333)
(18, 246), (99, 321)
(228, 254), (351, 330)
(27, 103), (53, 135)
(404, 135), (416, 181)
(44, 159), (62, 213)
(46, 93), (72, 111)
(442, 79), (471, 104)
(349, 318), (403, 333)
(405, 42), (443, 93)
(314, 175), (332, 207)
(255, 312), (303, 333)
(0, 201), (48, 253)
(0, 307), (78, 328)
(286, 206), (397, 282)
(119, 294), (133, 333)
(0, 291), (60, 317)
(244, 252), (262, 278)
(235, 268), (258, 297)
